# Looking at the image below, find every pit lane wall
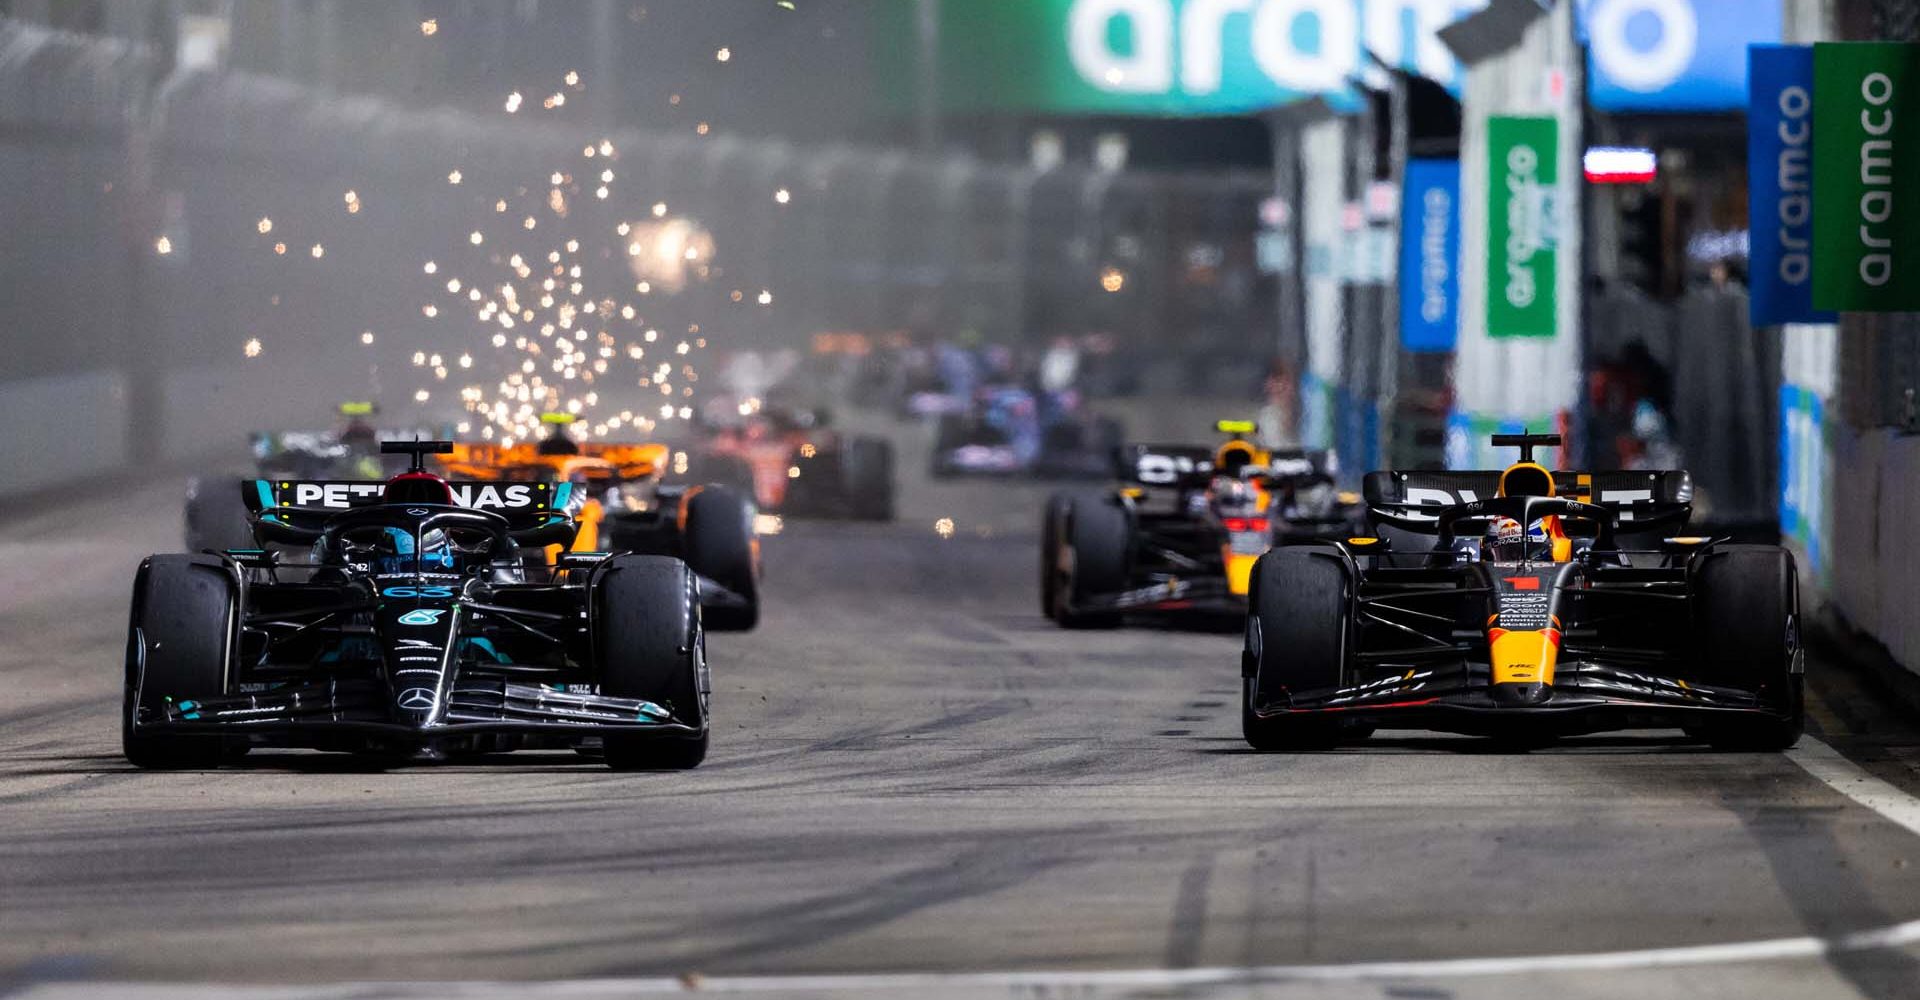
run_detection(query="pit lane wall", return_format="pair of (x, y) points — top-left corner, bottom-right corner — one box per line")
(1776, 0), (1920, 683)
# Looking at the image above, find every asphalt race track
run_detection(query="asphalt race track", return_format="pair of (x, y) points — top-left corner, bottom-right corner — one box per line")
(4, 425), (1920, 1000)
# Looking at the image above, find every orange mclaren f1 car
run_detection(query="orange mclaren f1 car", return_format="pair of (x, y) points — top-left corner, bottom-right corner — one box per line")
(434, 429), (761, 631)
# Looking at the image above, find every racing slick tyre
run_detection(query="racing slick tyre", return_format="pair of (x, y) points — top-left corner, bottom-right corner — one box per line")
(676, 452), (755, 496)
(684, 486), (759, 632)
(123, 554), (238, 769)
(1040, 492), (1072, 619)
(1242, 546), (1362, 750)
(594, 555), (709, 770)
(1690, 544), (1804, 751)
(184, 477), (256, 553)
(844, 436), (896, 521)
(1055, 491), (1129, 629)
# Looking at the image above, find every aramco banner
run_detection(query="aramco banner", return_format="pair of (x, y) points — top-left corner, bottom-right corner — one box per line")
(1747, 45), (1833, 327)
(1485, 116), (1559, 339)
(1811, 42), (1920, 312)
(879, 0), (1486, 116)
(1400, 158), (1460, 352)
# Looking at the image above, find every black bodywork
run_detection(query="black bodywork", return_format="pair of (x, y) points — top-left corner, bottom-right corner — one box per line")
(1244, 461), (1803, 741)
(1057, 445), (1365, 618)
(133, 461), (706, 757)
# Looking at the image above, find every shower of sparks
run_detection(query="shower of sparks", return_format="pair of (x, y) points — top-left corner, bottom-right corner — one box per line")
(774, 188), (790, 204)
(360, 331), (375, 345)
(310, 243), (325, 258)
(387, 61), (745, 445)
(757, 290), (773, 305)
(243, 338), (262, 358)
(419, 18), (437, 35)
(934, 518), (957, 539)
(154, 236), (172, 255)
(256, 217), (273, 234)
(716, 47), (731, 62)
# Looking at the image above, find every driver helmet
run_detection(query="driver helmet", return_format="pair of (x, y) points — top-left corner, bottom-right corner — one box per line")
(1483, 516), (1552, 563)
(373, 526), (455, 575)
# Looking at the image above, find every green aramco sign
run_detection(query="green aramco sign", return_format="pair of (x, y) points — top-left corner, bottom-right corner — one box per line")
(1812, 42), (1920, 312)
(880, 0), (1480, 116)
(1485, 116), (1559, 339)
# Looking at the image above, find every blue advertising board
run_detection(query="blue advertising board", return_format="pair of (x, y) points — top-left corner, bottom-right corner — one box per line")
(1780, 383), (1826, 579)
(1748, 45), (1835, 327)
(1399, 159), (1461, 353)
(1580, 0), (1783, 111)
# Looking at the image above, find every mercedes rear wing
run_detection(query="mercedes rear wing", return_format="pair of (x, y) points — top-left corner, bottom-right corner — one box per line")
(239, 478), (578, 542)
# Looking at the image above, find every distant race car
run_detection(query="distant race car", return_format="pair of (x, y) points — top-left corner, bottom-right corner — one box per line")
(1041, 420), (1363, 626)
(434, 425), (761, 631)
(125, 441), (709, 770)
(930, 385), (1122, 479)
(1240, 433), (1803, 751)
(691, 405), (894, 521)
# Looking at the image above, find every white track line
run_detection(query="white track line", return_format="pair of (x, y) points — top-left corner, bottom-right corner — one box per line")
(49, 921), (1920, 998)
(38, 739), (1920, 999)
(1787, 735), (1920, 838)
(369, 740), (1920, 994)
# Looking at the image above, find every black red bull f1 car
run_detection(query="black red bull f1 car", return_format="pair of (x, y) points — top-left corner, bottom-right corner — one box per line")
(125, 441), (710, 770)
(1042, 422), (1364, 627)
(1241, 434), (1803, 750)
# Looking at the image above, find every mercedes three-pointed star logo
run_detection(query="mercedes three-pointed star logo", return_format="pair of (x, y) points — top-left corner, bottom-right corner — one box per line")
(396, 687), (437, 711)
